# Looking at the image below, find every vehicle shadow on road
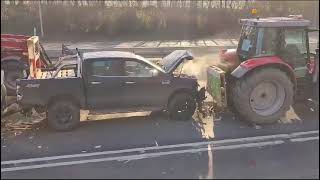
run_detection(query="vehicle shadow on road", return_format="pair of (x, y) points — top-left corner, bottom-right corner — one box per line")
(1, 110), (209, 161)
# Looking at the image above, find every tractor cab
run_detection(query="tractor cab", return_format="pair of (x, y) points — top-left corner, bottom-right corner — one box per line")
(237, 15), (318, 78)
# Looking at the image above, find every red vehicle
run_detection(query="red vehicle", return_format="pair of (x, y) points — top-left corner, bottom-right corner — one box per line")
(206, 15), (319, 124)
(1, 34), (71, 95)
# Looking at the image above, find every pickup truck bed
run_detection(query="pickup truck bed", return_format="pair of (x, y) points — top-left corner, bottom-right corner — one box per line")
(17, 58), (85, 109)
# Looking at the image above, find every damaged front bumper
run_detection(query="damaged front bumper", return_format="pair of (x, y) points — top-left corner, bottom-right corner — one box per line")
(196, 86), (207, 118)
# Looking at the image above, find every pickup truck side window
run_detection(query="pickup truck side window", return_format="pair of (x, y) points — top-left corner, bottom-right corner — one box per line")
(125, 60), (153, 77)
(91, 59), (124, 76)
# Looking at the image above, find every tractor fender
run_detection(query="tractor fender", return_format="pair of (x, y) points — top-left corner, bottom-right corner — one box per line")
(231, 56), (297, 89)
(1, 56), (29, 70)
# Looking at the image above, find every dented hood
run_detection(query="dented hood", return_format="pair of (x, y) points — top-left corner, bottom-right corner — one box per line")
(162, 50), (194, 73)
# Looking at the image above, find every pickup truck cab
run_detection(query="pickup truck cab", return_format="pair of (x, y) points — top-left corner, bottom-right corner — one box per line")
(17, 50), (205, 131)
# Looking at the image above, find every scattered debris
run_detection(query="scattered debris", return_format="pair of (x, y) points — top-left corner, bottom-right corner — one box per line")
(1, 109), (46, 136)
(254, 125), (262, 129)
(214, 116), (222, 121)
(94, 145), (102, 149)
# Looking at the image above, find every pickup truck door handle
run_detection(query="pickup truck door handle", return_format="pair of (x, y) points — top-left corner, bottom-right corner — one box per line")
(125, 81), (136, 84)
(91, 81), (102, 85)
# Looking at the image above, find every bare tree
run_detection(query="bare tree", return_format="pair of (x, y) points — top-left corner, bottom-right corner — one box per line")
(157, 0), (163, 8)
(181, 0), (186, 8)
(100, 0), (105, 6)
(137, 0), (142, 8)
(190, 0), (197, 9)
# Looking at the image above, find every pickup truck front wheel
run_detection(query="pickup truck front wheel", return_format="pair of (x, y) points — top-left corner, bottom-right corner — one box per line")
(48, 100), (80, 131)
(168, 93), (196, 121)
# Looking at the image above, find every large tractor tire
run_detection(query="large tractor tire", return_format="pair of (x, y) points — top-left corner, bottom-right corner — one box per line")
(168, 92), (196, 121)
(3, 62), (27, 96)
(47, 100), (80, 131)
(231, 68), (294, 124)
(1, 84), (7, 114)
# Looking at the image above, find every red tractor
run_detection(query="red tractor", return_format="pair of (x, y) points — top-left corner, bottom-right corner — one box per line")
(1, 34), (51, 95)
(1, 34), (72, 95)
(207, 15), (319, 124)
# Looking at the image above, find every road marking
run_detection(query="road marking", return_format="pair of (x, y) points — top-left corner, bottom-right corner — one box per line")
(0, 133), (289, 165)
(290, 131), (319, 136)
(1, 130), (318, 166)
(290, 136), (319, 142)
(1, 140), (284, 172)
(206, 144), (213, 179)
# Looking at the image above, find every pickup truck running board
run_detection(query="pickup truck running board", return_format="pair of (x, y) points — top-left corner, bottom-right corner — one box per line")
(89, 107), (162, 115)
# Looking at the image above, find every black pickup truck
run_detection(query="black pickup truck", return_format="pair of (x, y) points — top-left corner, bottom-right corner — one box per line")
(17, 50), (206, 131)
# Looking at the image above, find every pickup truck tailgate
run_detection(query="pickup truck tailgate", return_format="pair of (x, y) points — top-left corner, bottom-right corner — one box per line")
(16, 77), (84, 107)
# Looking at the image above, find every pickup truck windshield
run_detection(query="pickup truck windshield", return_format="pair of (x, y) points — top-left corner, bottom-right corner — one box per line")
(135, 55), (165, 73)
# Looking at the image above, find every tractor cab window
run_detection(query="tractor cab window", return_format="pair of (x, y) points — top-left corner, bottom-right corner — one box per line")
(238, 25), (257, 59)
(281, 28), (307, 67)
(255, 28), (280, 57)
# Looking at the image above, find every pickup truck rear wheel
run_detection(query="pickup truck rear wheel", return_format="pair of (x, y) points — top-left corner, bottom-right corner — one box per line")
(168, 93), (196, 121)
(47, 100), (80, 131)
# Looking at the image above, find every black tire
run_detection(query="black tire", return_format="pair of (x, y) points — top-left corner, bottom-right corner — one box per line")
(168, 92), (196, 121)
(232, 68), (294, 124)
(3, 65), (27, 96)
(47, 100), (80, 131)
(315, 74), (319, 103)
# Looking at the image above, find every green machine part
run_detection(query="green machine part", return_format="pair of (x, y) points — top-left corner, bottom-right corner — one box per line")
(206, 66), (227, 109)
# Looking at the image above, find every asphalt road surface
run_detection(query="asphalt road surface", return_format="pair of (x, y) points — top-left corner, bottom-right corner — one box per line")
(1, 50), (319, 179)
